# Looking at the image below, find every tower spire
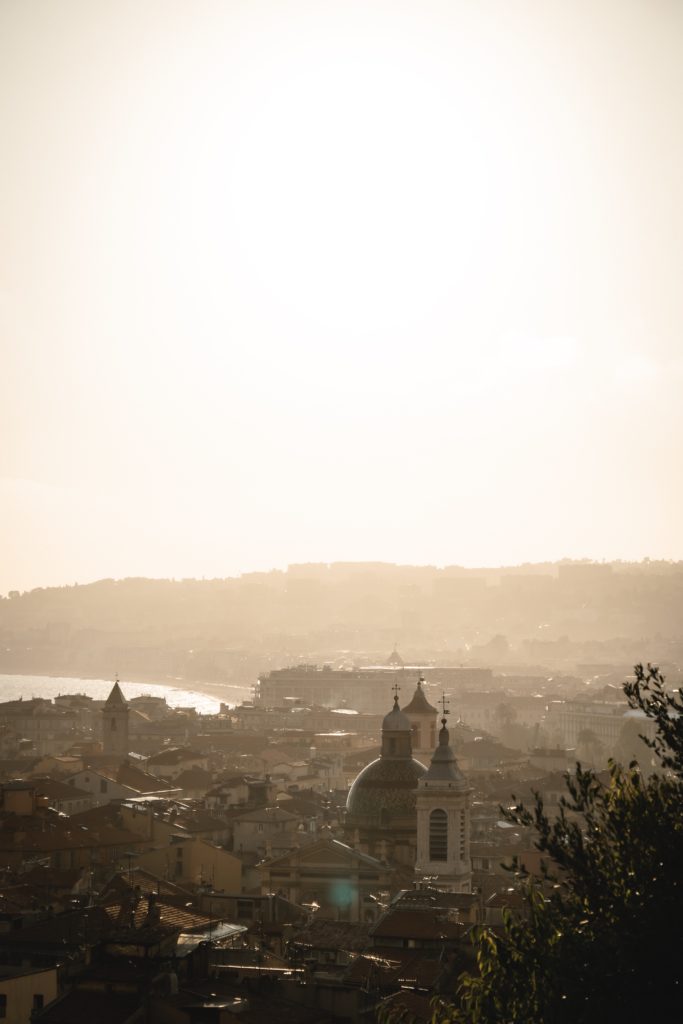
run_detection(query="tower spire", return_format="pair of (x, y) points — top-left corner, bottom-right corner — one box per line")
(102, 676), (129, 761)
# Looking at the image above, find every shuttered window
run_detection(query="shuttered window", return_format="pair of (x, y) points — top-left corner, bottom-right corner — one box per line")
(429, 808), (448, 861)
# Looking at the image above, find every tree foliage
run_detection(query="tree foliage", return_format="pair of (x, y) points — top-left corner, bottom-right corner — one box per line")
(434, 664), (683, 1024)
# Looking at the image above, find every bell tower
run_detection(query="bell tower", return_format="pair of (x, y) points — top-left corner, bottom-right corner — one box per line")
(102, 676), (130, 761)
(403, 674), (438, 758)
(415, 697), (472, 892)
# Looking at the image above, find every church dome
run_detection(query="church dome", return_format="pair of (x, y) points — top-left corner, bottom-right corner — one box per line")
(382, 698), (412, 733)
(346, 755), (426, 825)
(346, 691), (426, 827)
(386, 647), (404, 667)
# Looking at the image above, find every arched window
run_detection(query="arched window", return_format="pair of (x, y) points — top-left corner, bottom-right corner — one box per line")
(429, 808), (448, 861)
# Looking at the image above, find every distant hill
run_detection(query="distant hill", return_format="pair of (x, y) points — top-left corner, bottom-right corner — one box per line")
(1, 561), (682, 685)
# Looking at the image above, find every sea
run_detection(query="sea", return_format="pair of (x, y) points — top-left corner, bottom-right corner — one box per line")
(0, 674), (250, 715)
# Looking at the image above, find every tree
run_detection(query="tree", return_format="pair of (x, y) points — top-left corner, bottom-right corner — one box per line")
(614, 717), (654, 773)
(432, 664), (683, 1024)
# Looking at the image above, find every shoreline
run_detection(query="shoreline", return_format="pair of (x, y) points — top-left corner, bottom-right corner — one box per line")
(0, 669), (253, 705)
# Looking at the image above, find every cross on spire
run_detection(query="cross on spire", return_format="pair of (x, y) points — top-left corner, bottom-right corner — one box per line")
(439, 692), (450, 725)
(392, 682), (401, 704)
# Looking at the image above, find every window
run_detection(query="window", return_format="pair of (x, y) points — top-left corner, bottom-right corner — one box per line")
(111, 718), (117, 731)
(33, 995), (44, 1012)
(0, 994), (6, 1018)
(100, 779), (108, 794)
(429, 808), (448, 861)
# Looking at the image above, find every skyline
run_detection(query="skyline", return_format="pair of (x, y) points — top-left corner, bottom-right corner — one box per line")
(2, 0), (683, 595)
(3, 549), (681, 602)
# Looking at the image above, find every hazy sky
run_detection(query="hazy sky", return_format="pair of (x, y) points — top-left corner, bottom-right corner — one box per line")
(2, 0), (682, 594)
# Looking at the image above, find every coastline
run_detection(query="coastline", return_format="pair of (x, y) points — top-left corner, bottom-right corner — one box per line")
(0, 669), (253, 711)
(3, 668), (252, 703)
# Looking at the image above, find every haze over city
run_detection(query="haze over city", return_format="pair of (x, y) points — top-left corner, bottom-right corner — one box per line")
(3, 4), (683, 1022)
(2, 0), (683, 596)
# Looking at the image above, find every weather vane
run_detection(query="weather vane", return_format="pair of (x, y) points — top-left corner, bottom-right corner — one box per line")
(439, 692), (450, 719)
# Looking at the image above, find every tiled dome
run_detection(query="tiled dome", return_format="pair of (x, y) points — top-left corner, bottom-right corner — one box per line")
(346, 755), (427, 825)
(382, 698), (412, 733)
(346, 692), (426, 826)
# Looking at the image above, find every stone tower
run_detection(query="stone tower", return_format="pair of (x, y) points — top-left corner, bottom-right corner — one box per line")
(102, 678), (130, 761)
(415, 707), (472, 892)
(403, 674), (438, 758)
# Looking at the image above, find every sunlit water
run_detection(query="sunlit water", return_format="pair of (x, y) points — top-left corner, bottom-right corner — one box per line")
(0, 674), (249, 714)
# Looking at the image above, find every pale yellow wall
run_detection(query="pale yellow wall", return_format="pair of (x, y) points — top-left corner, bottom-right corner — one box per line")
(186, 840), (241, 891)
(135, 839), (241, 891)
(0, 967), (58, 1024)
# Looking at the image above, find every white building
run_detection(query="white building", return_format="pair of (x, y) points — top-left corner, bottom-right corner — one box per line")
(415, 714), (473, 893)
